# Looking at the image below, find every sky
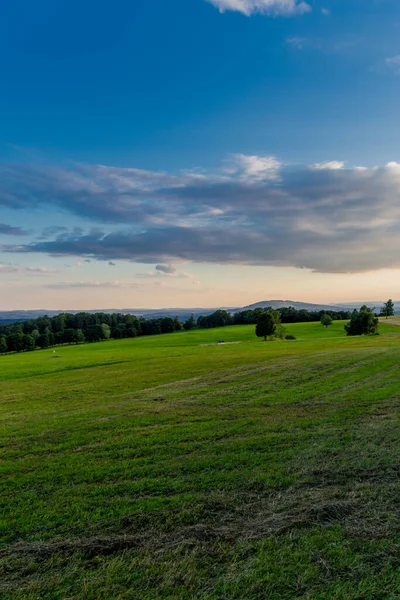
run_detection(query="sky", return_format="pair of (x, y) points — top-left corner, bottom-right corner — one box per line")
(1, 0), (400, 310)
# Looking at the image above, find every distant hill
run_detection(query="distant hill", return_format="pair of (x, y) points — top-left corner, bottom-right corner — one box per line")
(1, 300), (399, 324)
(240, 300), (400, 315)
(332, 301), (400, 315)
(239, 300), (351, 313)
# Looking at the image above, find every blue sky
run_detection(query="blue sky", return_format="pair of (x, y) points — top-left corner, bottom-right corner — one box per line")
(1, 0), (400, 309)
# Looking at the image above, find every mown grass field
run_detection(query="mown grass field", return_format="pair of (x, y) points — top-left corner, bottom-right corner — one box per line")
(1, 318), (400, 599)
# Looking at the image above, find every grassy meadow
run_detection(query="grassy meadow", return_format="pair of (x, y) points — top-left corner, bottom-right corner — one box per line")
(1, 318), (400, 599)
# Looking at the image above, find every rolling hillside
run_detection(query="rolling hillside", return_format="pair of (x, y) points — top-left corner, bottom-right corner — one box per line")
(1, 320), (400, 598)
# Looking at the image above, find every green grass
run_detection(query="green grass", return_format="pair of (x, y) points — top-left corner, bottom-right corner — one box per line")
(1, 320), (400, 599)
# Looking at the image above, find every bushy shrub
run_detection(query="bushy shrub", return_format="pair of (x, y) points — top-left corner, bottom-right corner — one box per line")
(345, 306), (379, 336)
(285, 334), (296, 340)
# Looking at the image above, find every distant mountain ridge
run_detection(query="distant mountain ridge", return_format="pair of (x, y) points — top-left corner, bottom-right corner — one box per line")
(240, 300), (400, 315)
(239, 300), (350, 313)
(1, 300), (399, 323)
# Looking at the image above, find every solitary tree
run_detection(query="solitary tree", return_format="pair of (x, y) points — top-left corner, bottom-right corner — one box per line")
(321, 314), (333, 329)
(255, 312), (276, 341)
(380, 299), (395, 319)
(268, 309), (286, 339)
(344, 306), (379, 336)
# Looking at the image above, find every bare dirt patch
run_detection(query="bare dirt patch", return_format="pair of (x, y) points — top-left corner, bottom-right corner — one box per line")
(381, 317), (400, 326)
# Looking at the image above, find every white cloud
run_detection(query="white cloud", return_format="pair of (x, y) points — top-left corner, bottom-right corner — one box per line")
(385, 55), (400, 74)
(286, 36), (308, 50)
(46, 280), (195, 291)
(386, 55), (400, 66)
(0, 264), (57, 275)
(47, 280), (138, 289)
(206, 0), (311, 17)
(286, 36), (357, 54)
(386, 161), (400, 169)
(3, 156), (400, 274)
(228, 154), (282, 181)
(310, 161), (345, 170)
(321, 7), (330, 16)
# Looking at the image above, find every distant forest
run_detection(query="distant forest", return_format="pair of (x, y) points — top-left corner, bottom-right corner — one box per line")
(0, 307), (353, 354)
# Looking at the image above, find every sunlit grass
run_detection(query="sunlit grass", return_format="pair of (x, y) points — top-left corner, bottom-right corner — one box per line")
(1, 321), (400, 598)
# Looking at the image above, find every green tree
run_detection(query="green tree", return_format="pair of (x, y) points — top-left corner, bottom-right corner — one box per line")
(183, 315), (196, 330)
(85, 325), (105, 342)
(51, 314), (66, 333)
(268, 309), (285, 339)
(345, 306), (379, 336)
(255, 312), (276, 341)
(321, 314), (333, 328)
(0, 336), (8, 353)
(31, 329), (40, 342)
(174, 316), (183, 331)
(126, 324), (138, 338)
(37, 332), (52, 349)
(23, 335), (35, 352)
(380, 299), (395, 319)
(160, 318), (175, 334)
(269, 309), (281, 327)
(72, 329), (85, 344)
(111, 325), (127, 339)
(101, 323), (111, 339)
(7, 332), (24, 352)
(62, 328), (76, 344)
(44, 327), (55, 346)
(275, 323), (287, 340)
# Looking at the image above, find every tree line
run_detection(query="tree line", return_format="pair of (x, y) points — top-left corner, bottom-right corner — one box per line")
(0, 312), (183, 354)
(0, 300), (394, 354)
(253, 301), (394, 341)
(187, 306), (353, 330)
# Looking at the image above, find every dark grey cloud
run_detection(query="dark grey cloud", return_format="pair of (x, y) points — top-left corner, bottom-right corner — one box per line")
(2, 158), (400, 273)
(0, 223), (29, 236)
(38, 226), (68, 240)
(156, 264), (176, 274)
(137, 265), (198, 283)
(0, 163), (185, 224)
